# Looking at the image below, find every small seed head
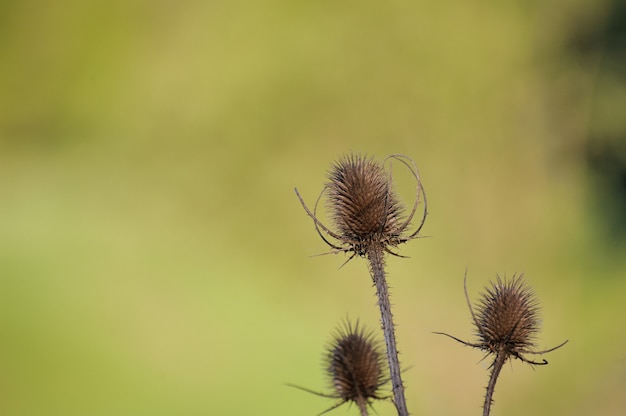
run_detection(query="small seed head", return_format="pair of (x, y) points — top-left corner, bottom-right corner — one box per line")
(435, 272), (568, 366)
(434, 273), (568, 416)
(326, 320), (388, 408)
(295, 153), (427, 262)
(326, 154), (405, 255)
(475, 274), (540, 355)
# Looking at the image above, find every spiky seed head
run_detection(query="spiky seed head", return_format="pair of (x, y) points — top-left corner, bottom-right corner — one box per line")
(326, 154), (405, 254)
(326, 320), (387, 406)
(434, 272), (568, 365)
(475, 274), (540, 354)
(434, 273), (568, 416)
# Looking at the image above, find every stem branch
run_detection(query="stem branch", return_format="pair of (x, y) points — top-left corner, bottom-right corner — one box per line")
(356, 396), (369, 416)
(367, 245), (409, 416)
(483, 352), (507, 416)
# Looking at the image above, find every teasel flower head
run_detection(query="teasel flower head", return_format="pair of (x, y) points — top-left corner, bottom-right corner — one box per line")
(288, 320), (389, 416)
(326, 320), (388, 408)
(474, 273), (542, 357)
(295, 153), (427, 259)
(435, 272), (568, 416)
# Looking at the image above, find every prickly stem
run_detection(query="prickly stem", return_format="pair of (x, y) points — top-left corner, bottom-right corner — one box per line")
(368, 244), (408, 416)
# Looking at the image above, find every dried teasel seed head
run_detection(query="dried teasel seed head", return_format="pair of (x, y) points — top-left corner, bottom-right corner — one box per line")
(326, 320), (388, 412)
(475, 274), (540, 354)
(435, 272), (568, 364)
(287, 320), (388, 416)
(294, 153), (427, 261)
(434, 273), (568, 416)
(326, 155), (405, 253)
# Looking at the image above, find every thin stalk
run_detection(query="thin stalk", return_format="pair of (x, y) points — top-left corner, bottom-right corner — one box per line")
(367, 244), (408, 416)
(356, 396), (369, 416)
(483, 352), (507, 416)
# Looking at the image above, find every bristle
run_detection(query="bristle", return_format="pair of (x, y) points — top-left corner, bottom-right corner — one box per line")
(326, 320), (387, 405)
(326, 154), (405, 253)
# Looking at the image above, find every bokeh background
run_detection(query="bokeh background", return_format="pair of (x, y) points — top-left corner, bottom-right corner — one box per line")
(1, 1), (625, 415)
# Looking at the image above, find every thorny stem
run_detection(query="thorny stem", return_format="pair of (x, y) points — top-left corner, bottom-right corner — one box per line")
(484, 352), (507, 416)
(356, 397), (368, 416)
(367, 244), (408, 416)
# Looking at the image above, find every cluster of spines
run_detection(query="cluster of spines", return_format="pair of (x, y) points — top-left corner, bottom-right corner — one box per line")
(326, 154), (406, 254)
(288, 320), (387, 416)
(435, 273), (568, 416)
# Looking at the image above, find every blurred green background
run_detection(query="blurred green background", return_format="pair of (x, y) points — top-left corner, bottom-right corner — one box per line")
(1, 1), (625, 415)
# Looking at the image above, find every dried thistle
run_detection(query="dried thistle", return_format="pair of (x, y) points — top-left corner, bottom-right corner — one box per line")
(435, 272), (568, 416)
(288, 320), (389, 416)
(295, 154), (427, 416)
(295, 153), (427, 260)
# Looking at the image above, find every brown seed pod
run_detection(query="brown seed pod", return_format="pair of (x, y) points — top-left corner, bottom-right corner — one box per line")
(295, 153), (427, 259)
(435, 272), (568, 416)
(326, 154), (405, 254)
(326, 320), (388, 408)
(288, 320), (388, 416)
(474, 274), (541, 356)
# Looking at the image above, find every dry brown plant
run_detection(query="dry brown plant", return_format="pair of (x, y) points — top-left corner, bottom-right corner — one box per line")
(295, 154), (427, 416)
(435, 272), (568, 416)
(288, 320), (389, 416)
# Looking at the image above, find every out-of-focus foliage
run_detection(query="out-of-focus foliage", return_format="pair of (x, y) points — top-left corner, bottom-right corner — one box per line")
(0, 1), (624, 415)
